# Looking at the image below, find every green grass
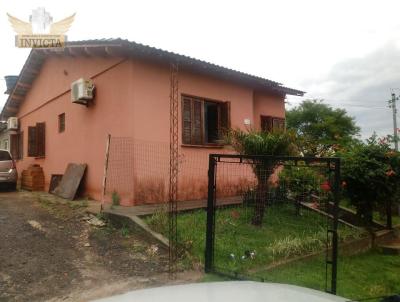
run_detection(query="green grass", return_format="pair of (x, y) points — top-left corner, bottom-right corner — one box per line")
(145, 203), (363, 271)
(145, 202), (399, 301)
(253, 249), (400, 301)
(203, 250), (400, 301)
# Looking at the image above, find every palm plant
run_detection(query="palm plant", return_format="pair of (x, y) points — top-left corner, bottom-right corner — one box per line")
(228, 129), (298, 226)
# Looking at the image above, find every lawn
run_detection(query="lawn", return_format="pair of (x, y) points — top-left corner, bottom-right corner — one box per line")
(204, 250), (400, 301)
(145, 203), (363, 273)
(145, 203), (400, 300)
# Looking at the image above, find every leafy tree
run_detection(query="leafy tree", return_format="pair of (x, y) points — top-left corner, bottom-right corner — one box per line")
(286, 99), (360, 156)
(338, 134), (400, 226)
(229, 129), (298, 226)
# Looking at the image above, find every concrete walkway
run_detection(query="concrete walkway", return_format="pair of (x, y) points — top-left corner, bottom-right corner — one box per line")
(87, 196), (242, 248)
(97, 196), (242, 217)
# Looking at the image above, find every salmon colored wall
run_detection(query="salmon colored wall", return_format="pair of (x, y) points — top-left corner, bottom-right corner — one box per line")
(253, 91), (285, 130)
(15, 54), (286, 205)
(130, 59), (255, 143)
(16, 55), (134, 200)
(128, 59), (284, 205)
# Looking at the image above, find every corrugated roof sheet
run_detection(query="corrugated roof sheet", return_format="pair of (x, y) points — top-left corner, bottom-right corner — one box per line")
(1, 38), (305, 119)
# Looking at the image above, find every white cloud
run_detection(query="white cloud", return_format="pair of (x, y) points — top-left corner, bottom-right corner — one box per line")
(1, 0), (400, 137)
(290, 42), (400, 138)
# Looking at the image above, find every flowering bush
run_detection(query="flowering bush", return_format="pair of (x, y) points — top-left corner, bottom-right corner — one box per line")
(278, 166), (324, 203)
(337, 134), (400, 225)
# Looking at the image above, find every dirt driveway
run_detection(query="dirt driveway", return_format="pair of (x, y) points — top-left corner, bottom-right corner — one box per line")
(0, 191), (201, 302)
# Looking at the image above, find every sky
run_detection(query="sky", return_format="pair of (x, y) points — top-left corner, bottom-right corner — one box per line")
(0, 0), (400, 138)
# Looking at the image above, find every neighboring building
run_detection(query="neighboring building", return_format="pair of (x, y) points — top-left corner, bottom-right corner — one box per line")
(1, 76), (19, 152)
(1, 39), (304, 205)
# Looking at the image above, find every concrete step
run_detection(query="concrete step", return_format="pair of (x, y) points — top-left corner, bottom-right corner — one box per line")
(378, 238), (400, 255)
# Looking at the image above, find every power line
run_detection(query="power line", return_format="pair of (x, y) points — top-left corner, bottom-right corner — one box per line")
(287, 100), (387, 110)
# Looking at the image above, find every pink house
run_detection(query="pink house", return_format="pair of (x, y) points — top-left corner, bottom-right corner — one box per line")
(1, 39), (304, 206)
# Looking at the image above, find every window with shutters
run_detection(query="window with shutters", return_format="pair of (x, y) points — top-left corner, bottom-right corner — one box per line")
(182, 96), (230, 145)
(28, 122), (45, 157)
(10, 132), (23, 160)
(260, 115), (285, 133)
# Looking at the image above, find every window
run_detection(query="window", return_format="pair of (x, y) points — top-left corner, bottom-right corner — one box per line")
(58, 113), (65, 133)
(28, 122), (45, 157)
(260, 115), (285, 133)
(3, 140), (8, 150)
(10, 132), (23, 160)
(0, 150), (11, 160)
(182, 96), (230, 145)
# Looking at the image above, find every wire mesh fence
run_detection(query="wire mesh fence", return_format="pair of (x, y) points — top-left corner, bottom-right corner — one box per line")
(103, 137), (398, 299)
(205, 155), (345, 294)
(103, 138), (397, 298)
(104, 137), (238, 206)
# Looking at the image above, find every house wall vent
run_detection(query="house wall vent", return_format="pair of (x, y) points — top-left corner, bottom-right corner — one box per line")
(7, 117), (18, 130)
(71, 78), (95, 105)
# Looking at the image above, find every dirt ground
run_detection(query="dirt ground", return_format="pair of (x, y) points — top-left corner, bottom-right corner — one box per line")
(0, 191), (201, 302)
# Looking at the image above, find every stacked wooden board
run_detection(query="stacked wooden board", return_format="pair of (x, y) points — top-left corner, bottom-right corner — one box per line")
(21, 165), (45, 191)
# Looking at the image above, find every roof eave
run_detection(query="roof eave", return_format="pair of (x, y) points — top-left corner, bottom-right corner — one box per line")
(1, 39), (305, 119)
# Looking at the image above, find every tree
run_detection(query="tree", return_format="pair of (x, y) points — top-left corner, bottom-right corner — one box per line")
(286, 100), (360, 156)
(229, 129), (298, 226)
(338, 134), (400, 226)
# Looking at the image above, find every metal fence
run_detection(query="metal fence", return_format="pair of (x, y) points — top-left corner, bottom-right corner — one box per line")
(103, 137), (238, 206)
(205, 154), (341, 294)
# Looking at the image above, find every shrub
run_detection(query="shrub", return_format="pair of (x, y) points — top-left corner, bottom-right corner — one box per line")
(278, 166), (324, 202)
(145, 205), (168, 234)
(228, 129), (298, 226)
(111, 190), (120, 207)
(338, 134), (400, 225)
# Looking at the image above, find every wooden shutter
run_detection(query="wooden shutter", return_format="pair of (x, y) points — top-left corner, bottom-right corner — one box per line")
(28, 126), (37, 157)
(36, 122), (45, 157)
(261, 116), (272, 132)
(182, 98), (192, 144)
(272, 118), (285, 132)
(192, 99), (203, 145)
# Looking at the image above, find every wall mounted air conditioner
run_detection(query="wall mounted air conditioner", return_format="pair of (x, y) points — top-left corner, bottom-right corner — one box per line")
(7, 117), (18, 130)
(71, 78), (95, 105)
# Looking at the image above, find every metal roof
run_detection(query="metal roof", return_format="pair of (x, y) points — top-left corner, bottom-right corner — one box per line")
(1, 38), (305, 119)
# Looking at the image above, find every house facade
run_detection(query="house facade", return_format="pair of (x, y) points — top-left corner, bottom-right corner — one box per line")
(0, 127), (10, 151)
(1, 39), (304, 205)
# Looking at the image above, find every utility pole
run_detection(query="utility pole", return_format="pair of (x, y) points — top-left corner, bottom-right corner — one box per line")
(388, 92), (399, 151)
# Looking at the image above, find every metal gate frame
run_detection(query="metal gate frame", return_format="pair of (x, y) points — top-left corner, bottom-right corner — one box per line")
(205, 154), (340, 295)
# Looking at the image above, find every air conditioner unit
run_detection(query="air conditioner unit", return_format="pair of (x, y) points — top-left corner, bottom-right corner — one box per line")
(71, 78), (95, 105)
(7, 117), (18, 130)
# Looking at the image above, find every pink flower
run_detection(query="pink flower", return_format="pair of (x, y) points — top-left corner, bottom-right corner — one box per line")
(386, 170), (396, 177)
(320, 181), (331, 192)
